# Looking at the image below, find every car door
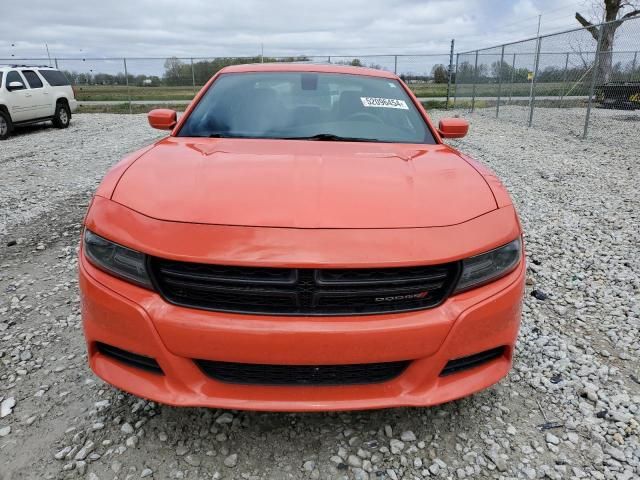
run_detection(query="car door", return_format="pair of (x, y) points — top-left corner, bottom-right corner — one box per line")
(21, 70), (51, 118)
(4, 70), (35, 122)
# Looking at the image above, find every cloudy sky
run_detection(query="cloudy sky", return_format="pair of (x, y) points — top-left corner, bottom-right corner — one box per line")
(1, 0), (604, 61)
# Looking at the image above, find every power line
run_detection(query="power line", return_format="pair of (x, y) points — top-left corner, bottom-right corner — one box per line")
(499, 0), (584, 31)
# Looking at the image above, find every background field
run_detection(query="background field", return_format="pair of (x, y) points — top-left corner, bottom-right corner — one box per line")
(73, 82), (587, 102)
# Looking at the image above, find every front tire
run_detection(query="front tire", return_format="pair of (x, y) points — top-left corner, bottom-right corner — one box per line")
(0, 111), (13, 140)
(52, 102), (71, 129)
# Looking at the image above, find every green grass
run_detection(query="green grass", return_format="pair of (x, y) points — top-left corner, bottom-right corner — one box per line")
(73, 83), (588, 114)
(448, 81), (589, 98)
(74, 85), (198, 101)
(76, 102), (187, 114)
(73, 82), (590, 103)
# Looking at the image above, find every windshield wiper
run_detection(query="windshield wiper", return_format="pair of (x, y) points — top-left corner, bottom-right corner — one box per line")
(282, 133), (380, 142)
(208, 133), (250, 138)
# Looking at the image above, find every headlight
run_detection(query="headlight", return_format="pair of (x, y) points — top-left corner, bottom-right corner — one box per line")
(455, 237), (522, 293)
(83, 229), (152, 289)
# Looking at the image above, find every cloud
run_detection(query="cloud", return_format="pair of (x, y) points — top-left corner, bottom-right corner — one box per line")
(1, 0), (585, 62)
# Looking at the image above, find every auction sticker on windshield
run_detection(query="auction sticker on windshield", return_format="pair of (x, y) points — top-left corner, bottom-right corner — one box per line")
(360, 97), (409, 109)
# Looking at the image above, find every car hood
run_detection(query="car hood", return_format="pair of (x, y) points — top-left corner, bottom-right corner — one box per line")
(111, 137), (497, 229)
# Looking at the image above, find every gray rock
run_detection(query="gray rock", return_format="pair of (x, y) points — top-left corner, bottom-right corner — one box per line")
(224, 453), (238, 468)
(216, 412), (234, 424)
(76, 460), (87, 475)
(175, 445), (188, 456)
(546, 433), (560, 445)
(121, 422), (134, 434)
(605, 446), (626, 462)
(485, 449), (507, 472)
(400, 430), (416, 442)
(74, 441), (95, 461)
(0, 397), (16, 418)
(389, 439), (405, 454)
(184, 454), (201, 467)
(53, 445), (73, 460)
(125, 435), (139, 448)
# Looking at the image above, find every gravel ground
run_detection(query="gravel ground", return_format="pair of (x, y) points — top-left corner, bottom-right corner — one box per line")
(0, 111), (638, 480)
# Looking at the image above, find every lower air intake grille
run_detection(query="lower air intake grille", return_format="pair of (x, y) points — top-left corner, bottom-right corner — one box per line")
(148, 258), (460, 316)
(440, 346), (506, 377)
(96, 342), (163, 375)
(196, 359), (411, 386)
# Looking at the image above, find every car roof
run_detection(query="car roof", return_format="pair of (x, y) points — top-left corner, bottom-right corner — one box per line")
(0, 65), (56, 70)
(218, 62), (398, 79)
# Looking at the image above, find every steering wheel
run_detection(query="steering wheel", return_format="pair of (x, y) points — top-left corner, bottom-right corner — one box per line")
(345, 112), (384, 124)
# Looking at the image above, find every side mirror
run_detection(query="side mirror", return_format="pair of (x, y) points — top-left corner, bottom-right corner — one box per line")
(148, 109), (177, 130)
(7, 81), (25, 92)
(438, 118), (469, 139)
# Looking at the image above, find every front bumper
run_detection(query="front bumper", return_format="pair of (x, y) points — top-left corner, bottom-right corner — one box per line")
(80, 252), (524, 411)
(80, 196), (524, 411)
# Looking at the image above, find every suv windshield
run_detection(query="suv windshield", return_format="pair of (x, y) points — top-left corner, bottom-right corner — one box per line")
(178, 71), (435, 144)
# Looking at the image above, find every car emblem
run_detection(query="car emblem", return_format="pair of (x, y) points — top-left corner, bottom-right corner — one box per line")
(374, 291), (429, 302)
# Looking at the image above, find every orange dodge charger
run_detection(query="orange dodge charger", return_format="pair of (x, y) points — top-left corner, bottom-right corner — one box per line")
(79, 63), (524, 411)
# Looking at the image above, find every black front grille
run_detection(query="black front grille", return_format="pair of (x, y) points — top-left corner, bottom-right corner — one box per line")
(440, 346), (506, 377)
(96, 342), (163, 374)
(196, 359), (411, 386)
(148, 258), (460, 316)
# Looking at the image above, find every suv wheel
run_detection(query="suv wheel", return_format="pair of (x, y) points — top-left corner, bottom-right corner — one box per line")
(52, 102), (71, 129)
(0, 110), (13, 140)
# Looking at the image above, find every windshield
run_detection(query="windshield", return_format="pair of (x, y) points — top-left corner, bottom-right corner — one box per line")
(178, 71), (435, 144)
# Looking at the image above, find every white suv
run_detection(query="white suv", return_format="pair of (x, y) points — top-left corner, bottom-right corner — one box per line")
(0, 65), (78, 140)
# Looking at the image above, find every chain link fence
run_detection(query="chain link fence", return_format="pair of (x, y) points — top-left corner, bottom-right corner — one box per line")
(454, 15), (640, 139)
(3, 17), (638, 138)
(0, 54), (454, 113)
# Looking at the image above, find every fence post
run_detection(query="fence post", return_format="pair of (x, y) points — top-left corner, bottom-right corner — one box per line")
(394, 55), (398, 74)
(190, 58), (196, 95)
(496, 45), (505, 117)
(446, 39), (455, 109)
(452, 53), (460, 108)
(508, 53), (516, 102)
(560, 52), (570, 101)
(583, 24), (604, 139)
(471, 50), (479, 112)
(528, 37), (542, 127)
(123, 58), (132, 115)
(328, 56), (331, 63)
(632, 51), (637, 75)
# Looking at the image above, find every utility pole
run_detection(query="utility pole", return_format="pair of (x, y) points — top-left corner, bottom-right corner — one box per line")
(45, 43), (52, 67)
(261, 43), (264, 63)
(446, 39), (455, 109)
(527, 14), (542, 125)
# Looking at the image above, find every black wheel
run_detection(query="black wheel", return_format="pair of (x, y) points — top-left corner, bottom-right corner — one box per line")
(52, 102), (71, 129)
(0, 110), (13, 140)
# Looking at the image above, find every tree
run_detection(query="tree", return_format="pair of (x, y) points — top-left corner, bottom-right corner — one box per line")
(431, 64), (448, 83)
(491, 60), (513, 81)
(456, 61), (475, 82)
(575, 0), (640, 82)
(164, 57), (186, 86)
